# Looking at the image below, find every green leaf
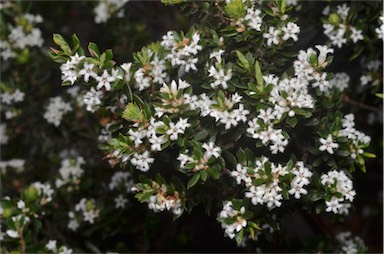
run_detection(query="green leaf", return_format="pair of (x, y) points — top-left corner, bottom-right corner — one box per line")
(278, 0), (287, 14)
(222, 150), (237, 168)
(236, 50), (249, 70)
(187, 173), (200, 189)
(255, 61), (264, 92)
(286, 116), (298, 128)
(88, 42), (100, 58)
(249, 227), (255, 240)
(53, 34), (71, 55)
(207, 164), (221, 180)
(200, 170), (208, 182)
(253, 178), (265, 186)
(122, 103), (144, 122)
(312, 158), (322, 167)
(336, 150), (350, 157)
(194, 129), (208, 141)
(71, 34), (81, 53)
(363, 152), (376, 158)
(235, 228), (244, 245)
(309, 53), (318, 67)
(248, 221), (261, 230)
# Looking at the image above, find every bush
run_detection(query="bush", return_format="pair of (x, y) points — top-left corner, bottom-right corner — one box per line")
(1, 0), (383, 253)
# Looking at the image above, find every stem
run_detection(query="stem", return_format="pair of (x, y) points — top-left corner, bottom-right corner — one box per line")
(19, 230), (26, 254)
(344, 95), (381, 113)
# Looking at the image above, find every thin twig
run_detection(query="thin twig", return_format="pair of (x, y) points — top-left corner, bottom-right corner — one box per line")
(344, 95), (382, 113)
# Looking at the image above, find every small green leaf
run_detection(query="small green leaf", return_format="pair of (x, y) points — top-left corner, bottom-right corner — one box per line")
(200, 170), (208, 182)
(187, 173), (200, 189)
(309, 53), (318, 67)
(235, 228), (244, 245)
(336, 150), (350, 157)
(255, 61), (264, 92)
(53, 33), (71, 55)
(363, 152), (376, 158)
(249, 227), (255, 240)
(122, 103), (144, 122)
(88, 42), (100, 58)
(71, 34), (81, 53)
(248, 221), (261, 230)
(236, 50), (249, 70)
(286, 116), (298, 128)
(194, 129), (208, 141)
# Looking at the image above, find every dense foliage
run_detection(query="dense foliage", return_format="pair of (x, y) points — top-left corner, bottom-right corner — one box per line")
(1, 0), (383, 253)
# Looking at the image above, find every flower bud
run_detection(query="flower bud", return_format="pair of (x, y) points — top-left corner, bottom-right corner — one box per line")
(328, 13), (341, 25)
(24, 185), (39, 202)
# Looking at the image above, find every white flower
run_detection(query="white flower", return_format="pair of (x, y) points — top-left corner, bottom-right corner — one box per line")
(208, 66), (232, 89)
(244, 7), (262, 31)
(83, 87), (103, 112)
(210, 49), (225, 63)
(79, 62), (97, 82)
(350, 27), (363, 43)
(121, 62), (132, 81)
(96, 70), (115, 91)
(58, 246), (73, 254)
(46, 240), (57, 251)
(6, 230), (19, 238)
(130, 151), (154, 172)
(263, 26), (279, 46)
(114, 194), (128, 209)
(329, 28), (347, 48)
(319, 134), (339, 154)
(202, 142), (221, 158)
(17, 200), (25, 209)
(336, 4), (350, 20)
(282, 22), (300, 41)
(325, 197), (342, 213)
(315, 45), (334, 67)
(360, 75), (372, 86)
(376, 16), (384, 39)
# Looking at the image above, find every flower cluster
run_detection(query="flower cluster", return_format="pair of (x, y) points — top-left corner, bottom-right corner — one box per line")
(0, 12), (43, 60)
(360, 60), (382, 87)
(294, 45), (334, 93)
(178, 142), (221, 172)
(68, 198), (100, 231)
(133, 177), (184, 216)
(263, 22), (300, 47)
(1, 88), (25, 119)
(218, 201), (249, 239)
(201, 92), (249, 130)
(338, 114), (371, 158)
(43, 96), (73, 127)
(55, 157), (85, 189)
(322, 4), (364, 47)
(376, 15), (384, 40)
(31, 182), (54, 206)
(0, 158), (25, 174)
(335, 231), (367, 254)
(321, 170), (355, 215)
(232, 158), (312, 209)
(161, 30), (202, 73)
(45, 240), (73, 254)
(94, 0), (129, 24)
(329, 72), (350, 92)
